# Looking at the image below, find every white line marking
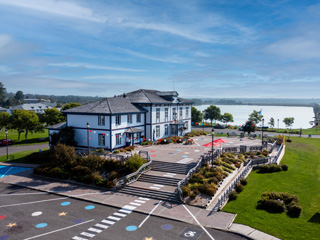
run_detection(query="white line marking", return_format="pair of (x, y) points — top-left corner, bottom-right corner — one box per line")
(0, 197), (68, 208)
(149, 187), (160, 190)
(134, 200), (146, 203)
(0, 167), (13, 178)
(113, 212), (126, 217)
(81, 232), (95, 238)
(23, 219), (94, 240)
(119, 209), (132, 214)
(195, 142), (200, 146)
(165, 173), (176, 175)
(130, 202), (141, 206)
(182, 204), (215, 240)
(72, 237), (88, 240)
(138, 200), (162, 228)
(108, 216), (121, 221)
(163, 175), (174, 177)
(122, 205), (136, 210)
(95, 223), (109, 229)
(153, 184), (164, 187)
(88, 227), (102, 233)
(0, 192), (48, 196)
(139, 197), (150, 201)
(101, 220), (115, 225)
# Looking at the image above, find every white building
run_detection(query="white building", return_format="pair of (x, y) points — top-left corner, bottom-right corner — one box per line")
(48, 89), (192, 150)
(9, 103), (52, 114)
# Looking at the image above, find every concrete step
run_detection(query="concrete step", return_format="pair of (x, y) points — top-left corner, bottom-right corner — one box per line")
(151, 161), (197, 174)
(138, 175), (181, 186)
(116, 186), (181, 203)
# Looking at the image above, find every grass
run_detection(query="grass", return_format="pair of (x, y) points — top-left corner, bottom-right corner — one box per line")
(223, 137), (320, 240)
(0, 129), (49, 145)
(0, 149), (50, 164)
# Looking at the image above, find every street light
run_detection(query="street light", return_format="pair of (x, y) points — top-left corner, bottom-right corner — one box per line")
(211, 128), (215, 166)
(202, 111), (205, 132)
(5, 129), (9, 161)
(86, 122), (90, 154)
(261, 118), (264, 147)
(277, 119), (279, 133)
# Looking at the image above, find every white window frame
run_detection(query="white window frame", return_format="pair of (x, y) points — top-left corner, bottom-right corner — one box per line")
(137, 113), (141, 123)
(98, 115), (105, 126)
(172, 108), (177, 121)
(165, 108), (168, 121)
(115, 115), (121, 125)
(128, 114), (132, 124)
(98, 134), (105, 146)
(156, 126), (160, 138)
(116, 134), (121, 145)
(156, 108), (160, 123)
(186, 107), (189, 118)
(165, 124), (169, 135)
(179, 107), (183, 119)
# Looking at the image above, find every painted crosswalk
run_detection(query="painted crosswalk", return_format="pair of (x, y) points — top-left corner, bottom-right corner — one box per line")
(72, 197), (150, 239)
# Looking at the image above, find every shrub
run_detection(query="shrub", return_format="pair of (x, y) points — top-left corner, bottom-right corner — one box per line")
(228, 191), (238, 201)
(141, 141), (152, 145)
(262, 149), (269, 156)
(205, 186), (217, 196)
(52, 143), (77, 169)
(258, 164), (282, 173)
(91, 172), (104, 185)
(221, 162), (236, 170)
(287, 202), (302, 217)
(125, 154), (147, 172)
(258, 198), (285, 213)
(109, 171), (120, 180)
(78, 155), (105, 172)
(240, 178), (248, 186)
(71, 166), (91, 181)
(281, 164), (288, 171)
(119, 148), (126, 152)
(160, 138), (170, 144)
(48, 167), (69, 179)
(235, 162), (241, 168)
(113, 150), (120, 154)
(235, 183), (244, 193)
(104, 159), (124, 172)
(286, 138), (292, 142)
(181, 186), (191, 197)
(190, 192), (197, 198)
(193, 189), (199, 196)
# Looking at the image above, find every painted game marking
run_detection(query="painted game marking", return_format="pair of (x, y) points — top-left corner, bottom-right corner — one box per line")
(32, 211), (42, 217)
(113, 212), (126, 217)
(61, 201), (71, 206)
(107, 216), (121, 221)
(85, 205), (95, 210)
(161, 224), (173, 230)
(126, 225), (137, 231)
(36, 223), (48, 228)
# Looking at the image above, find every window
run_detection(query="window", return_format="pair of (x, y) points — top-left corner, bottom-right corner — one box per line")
(116, 115), (121, 125)
(156, 126), (160, 138)
(156, 108), (160, 122)
(137, 113), (141, 123)
(179, 107), (183, 118)
(98, 134), (105, 146)
(186, 107), (189, 118)
(135, 132), (141, 141)
(165, 108), (168, 121)
(116, 134), (121, 145)
(128, 114), (132, 124)
(165, 124), (169, 135)
(185, 121), (188, 130)
(172, 108), (177, 120)
(98, 115), (105, 126)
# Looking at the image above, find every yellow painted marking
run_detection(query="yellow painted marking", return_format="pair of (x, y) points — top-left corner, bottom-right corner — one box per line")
(58, 212), (68, 216)
(7, 223), (17, 227)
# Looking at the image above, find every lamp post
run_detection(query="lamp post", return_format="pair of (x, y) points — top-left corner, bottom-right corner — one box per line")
(5, 129), (9, 161)
(202, 111), (205, 132)
(261, 118), (264, 148)
(211, 128), (215, 166)
(86, 122), (90, 154)
(277, 119), (279, 133)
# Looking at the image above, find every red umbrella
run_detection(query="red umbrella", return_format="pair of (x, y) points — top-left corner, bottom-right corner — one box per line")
(202, 142), (219, 147)
(214, 138), (228, 143)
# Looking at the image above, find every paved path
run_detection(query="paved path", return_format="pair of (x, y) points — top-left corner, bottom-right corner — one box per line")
(0, 143), (49, 157)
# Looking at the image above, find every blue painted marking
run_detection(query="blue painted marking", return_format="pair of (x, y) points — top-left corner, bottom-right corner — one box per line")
(225, 144), (230, 145)
(0, 235), (9, 240)
(182, 155), (188, 157)
(161, 224), (173, 230)
(176, 149), (181, 151)
(0, 166), (31, 178)
(201, 138), (204, 140)
(73, 219), (83, 224)
(85, 205), (95, 210)
(61, 202), (71, 206)
(36, 223), (48, 228)
(126, 225), (137, 231)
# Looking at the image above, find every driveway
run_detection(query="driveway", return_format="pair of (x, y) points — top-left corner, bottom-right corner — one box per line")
(0, 143), (49, 157)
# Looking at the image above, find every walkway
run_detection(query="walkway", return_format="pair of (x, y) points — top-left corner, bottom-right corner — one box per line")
(0, 143), (49, 156)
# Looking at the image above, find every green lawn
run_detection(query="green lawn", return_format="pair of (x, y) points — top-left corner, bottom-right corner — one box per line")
(0, 149), (50, 164)
(0, 129), (49, 145)
(223, 137), (320, 240)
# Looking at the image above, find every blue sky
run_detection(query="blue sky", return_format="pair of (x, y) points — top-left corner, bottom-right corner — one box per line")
(0, 0), (319, 98)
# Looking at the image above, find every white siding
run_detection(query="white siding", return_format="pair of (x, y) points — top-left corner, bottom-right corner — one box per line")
(67, 114), (110, 129)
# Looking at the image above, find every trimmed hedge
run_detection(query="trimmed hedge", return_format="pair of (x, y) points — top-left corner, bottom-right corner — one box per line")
(258, 164), (288, 173)
(228, 190), (238, 201)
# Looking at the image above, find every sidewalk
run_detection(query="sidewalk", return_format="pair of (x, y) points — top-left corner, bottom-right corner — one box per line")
(0, 169), (280, 239)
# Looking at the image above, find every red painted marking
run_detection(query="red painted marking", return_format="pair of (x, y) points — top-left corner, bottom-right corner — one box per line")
(0, 215), (6, 220)
(151, 151), (156, 152)
(151, 155), (157, 157)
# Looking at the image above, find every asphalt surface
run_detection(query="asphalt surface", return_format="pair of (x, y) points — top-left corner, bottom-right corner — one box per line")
(0, 182), (246, 240)
(0, 143), (49, 157)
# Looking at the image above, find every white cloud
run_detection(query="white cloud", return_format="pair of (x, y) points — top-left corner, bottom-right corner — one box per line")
(49, 62), (146, 72)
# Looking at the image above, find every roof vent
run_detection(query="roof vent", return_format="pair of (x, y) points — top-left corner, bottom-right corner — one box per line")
(123, 93), (126, 98)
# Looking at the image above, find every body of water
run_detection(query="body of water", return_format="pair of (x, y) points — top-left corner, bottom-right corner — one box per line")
(195, 105), (314, 129)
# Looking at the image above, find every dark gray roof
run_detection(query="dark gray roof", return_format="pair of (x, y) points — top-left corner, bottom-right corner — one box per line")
(125, 89), (193, 104)
(47, 122), (66, 130)
(62, 97), (146, 115)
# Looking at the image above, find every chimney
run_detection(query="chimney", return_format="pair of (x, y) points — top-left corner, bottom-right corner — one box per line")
(123, 93), (126, 98)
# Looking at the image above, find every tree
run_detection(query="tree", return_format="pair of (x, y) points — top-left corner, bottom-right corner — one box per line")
(62, 103), (82, 111)
(249, 110), (263, 124)
(191, 106), (202, 123)
(268, 117), (275, 128)
(0, 82), (6, 106)
(283, 117), (294, 128)
(11, 109), (44, 141)
(0, 112), (10, 129)
(242, 120), (257, 135)
(2, 98), (14, 108)
(203, 105), (221, 125)
(43, 108), (66, 126)
(14, 91), (24, 104)
(51, 127), (76, 146)
(221, 113), (234, 126)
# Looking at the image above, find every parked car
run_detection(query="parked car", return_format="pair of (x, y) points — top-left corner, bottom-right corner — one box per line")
(238, 126), (244, 131)
(213, 125), (225, 129)
(0, 139), (14, 146)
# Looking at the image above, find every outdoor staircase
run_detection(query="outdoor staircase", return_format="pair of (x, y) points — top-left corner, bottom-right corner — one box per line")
(138, 174), (181, 186)
(150, 160), (197, 175)
(116, 186), (181, 203)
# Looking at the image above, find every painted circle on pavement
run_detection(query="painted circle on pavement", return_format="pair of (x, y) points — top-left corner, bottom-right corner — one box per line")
(126, 225), (137, 231)
(73, 219), (83, 224)
(194, 150), (200, 152)
(36, 223), (48, 228)
(161, 224), (173, 230)
(151, 155), (157, 157)
(182, 155), (188, 158)
(0, 235), (9, 240)
(184, 152), (189, 154)
(61, 202), (71, 206)
(151, 151), (156, 152)
(0, 216), (6, 220)
(168, 153), (173, 154)
(85, 205), (95, 210)
(176, 149), (181, 151)
(32, 212), (42, 217)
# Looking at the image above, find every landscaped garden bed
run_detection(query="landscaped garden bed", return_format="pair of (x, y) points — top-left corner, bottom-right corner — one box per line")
(33, 143), (147, 189)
